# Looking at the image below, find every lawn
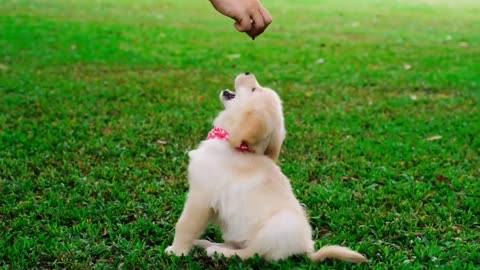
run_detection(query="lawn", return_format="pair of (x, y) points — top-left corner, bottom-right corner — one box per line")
(0, 0), (479, 268)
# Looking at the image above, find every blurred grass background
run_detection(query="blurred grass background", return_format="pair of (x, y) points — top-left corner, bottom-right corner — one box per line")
(0, 0), (479, 269)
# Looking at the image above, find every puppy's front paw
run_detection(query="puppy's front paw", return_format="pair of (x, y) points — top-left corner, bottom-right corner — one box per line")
(165, 245), (189, 256)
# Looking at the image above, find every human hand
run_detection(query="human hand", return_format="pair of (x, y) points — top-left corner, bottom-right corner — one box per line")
(209, 0), (272, 39)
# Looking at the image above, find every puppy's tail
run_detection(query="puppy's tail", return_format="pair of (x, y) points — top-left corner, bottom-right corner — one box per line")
(307, 245), (367, 263)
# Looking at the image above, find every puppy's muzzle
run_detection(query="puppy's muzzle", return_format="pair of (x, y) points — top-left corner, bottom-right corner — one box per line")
(222, 90), (236, 100)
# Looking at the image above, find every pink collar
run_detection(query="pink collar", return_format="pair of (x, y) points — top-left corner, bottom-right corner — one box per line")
(206, 127), (250, 152)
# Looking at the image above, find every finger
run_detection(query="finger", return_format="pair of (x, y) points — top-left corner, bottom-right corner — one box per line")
(234, 16), (253, 33)
(250, 7), (273, 39)
(248, 11), (266, 39)
(259, 6), (272, 27)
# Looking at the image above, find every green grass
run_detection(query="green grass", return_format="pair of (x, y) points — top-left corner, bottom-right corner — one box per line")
(1, 0), (479, 268)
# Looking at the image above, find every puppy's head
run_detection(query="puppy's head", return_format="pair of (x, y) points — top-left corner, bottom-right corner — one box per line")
(214, 73), (286, 162)
(220, 72), (261, 108)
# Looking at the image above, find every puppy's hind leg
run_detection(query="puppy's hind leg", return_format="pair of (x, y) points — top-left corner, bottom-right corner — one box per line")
(245, 210), (312, 261)
(206, 245), (255, 260)
(206, 211), (311, 261)
(193, 239), (237, 249)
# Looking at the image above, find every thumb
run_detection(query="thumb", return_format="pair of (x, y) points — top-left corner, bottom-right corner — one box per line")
(234, 17), (252, 32)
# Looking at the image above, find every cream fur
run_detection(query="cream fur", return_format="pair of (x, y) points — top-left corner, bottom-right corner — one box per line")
(165, 73), (367, 264)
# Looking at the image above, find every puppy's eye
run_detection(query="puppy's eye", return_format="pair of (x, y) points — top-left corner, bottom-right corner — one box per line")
(251, 88), (256, 92)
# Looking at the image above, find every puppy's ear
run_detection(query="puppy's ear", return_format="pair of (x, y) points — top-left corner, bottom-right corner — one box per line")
(229, 110), (267, 149)
(264, 132), (283, 162)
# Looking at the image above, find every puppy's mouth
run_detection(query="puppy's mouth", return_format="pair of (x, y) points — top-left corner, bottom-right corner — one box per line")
(222, 90), (236, 101)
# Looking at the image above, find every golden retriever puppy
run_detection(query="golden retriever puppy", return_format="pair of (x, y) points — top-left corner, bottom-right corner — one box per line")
(165, 73), (367, 263)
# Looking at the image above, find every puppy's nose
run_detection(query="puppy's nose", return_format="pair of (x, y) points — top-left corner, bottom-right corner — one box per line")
(222, 90), (230, 97)
(245, 72), (251, 75)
